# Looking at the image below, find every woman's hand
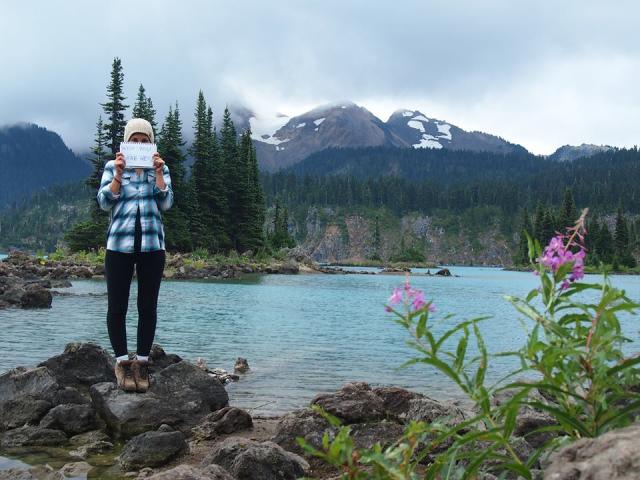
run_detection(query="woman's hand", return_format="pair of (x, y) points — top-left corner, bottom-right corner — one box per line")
(153, 153), (165, 174)
(114, 152), (126, 179)
(153, 153), (167, 191)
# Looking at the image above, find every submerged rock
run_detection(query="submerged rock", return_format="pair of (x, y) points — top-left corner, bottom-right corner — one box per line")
(145, 464), (235, 480)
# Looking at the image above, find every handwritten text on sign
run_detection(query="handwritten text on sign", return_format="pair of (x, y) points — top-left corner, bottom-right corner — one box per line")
(120, 142), (157, 169)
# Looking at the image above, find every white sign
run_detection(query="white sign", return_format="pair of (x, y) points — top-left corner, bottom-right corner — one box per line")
(120, 142), (157, 169)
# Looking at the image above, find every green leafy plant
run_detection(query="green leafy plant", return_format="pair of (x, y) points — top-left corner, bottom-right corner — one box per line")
(299, 209), (640, 479)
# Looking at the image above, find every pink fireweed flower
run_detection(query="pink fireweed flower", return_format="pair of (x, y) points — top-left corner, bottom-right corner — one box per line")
(388, 287), (403, 305)
(385, 279), (436, 313)
(537, 209), (588, 286)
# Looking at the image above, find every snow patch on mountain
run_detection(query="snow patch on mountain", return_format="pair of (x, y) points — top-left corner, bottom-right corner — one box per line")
(407, 120), (426, 133)
(414, 135), (443, 149)
(250, 112), (291, 145)
(412, 115), (430, 122)
(296, 122), (306, 128)
(436, 123), (452, 140)
(314, 118), (325, 126)
(402, 111), (414, 117)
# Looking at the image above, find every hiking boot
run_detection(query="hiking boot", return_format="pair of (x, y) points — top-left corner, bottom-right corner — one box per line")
(132, 359), (150, 393)
(115, 360), (137, 392)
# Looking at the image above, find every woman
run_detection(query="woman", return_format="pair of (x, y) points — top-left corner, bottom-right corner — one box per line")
(97, 118), (174, 393)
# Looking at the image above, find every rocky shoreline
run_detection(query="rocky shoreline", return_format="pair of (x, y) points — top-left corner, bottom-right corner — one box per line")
(0, 251), (454, 310)
(0, 342), (635, 479)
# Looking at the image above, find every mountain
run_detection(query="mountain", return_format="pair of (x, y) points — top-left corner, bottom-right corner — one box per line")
(549, 143), (613, 162)
(250, 102), (527, 171)
(0, 123), (91, 209)
(386, 109), (528, 155)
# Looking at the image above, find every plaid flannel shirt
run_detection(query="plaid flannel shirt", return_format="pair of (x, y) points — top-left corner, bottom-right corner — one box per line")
(97, 160), (174, 253)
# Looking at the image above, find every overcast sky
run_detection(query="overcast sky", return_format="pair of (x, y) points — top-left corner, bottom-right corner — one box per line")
(1, 0), (638, 154)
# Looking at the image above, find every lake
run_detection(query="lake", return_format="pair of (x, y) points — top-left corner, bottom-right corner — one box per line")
(0, 267), (638, 415)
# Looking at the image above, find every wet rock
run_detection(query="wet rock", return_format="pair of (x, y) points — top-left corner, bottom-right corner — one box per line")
(90, 361), (229, 439)
(38, 342), (115, 389)
(69, 429), (114, 458)
(202, 437), (310, 480)
(543, 423), (640, 480)
(57, 461), (93, 478)
(69, 429), (111, 446)
(0, 366), (62, 429)
(0, 285), (26, 304)
(311, 382), (386, 424)
(272, 408), (334, 455)
(192, 406), (253, 440)
(19, 286), (52, 308)
(0, 465), (57, 480)
(435, 268), (452, 276)
(51, 386), (89, 405)
(145, 464), (235, 480)
(50, 279), (72, 288)
(234, 357), (249, 373)
(0, 424), (67, 447)
(39, 403), (103, 435)
(119, 429), (187, 469)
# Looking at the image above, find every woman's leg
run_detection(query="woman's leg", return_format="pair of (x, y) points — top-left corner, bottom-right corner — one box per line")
(105, 250), (135, 357)
(135, 250), (166, 357)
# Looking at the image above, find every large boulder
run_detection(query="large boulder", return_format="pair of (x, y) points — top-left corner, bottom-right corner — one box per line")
(119, 429), (187, 469)
(39, 403), (104, 435)
(37, 342), (115, 389)
(310, 382), (386, 424)
(405, 396), (468, 427)
(0, 424), (67, 447)
(0, 366), (62, 429)
(543, 423), (640, 480)
(192, 406), (253, 440)
(372, 386), (424, 419)
(349, 421), (405, 449)
(202, 437), (310, 480)
(90, 361), (229, 439)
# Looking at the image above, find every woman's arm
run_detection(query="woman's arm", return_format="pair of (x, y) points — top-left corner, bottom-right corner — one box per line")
(97, 158), (124, 211)
(153, 154), (174, 211)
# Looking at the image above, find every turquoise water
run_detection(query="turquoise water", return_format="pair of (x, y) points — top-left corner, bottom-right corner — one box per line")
(0, 253), (7, 260)
(0, 267), (638, 415)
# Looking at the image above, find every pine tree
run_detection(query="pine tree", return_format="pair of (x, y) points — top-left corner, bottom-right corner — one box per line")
(219, 107), (241, 249)
(614, 207), (636, 267)
(533, 203), (545, 245)
(101, 57), (128, 155)
(541, 208), (556, 246)
(65, 116), (110, 251)
(132, 84), (158, 136)
(515, 207), (532, 264)
(558, 188), (577, 229)
(245, 130), (266, 252)
(157, 104), (191, 251)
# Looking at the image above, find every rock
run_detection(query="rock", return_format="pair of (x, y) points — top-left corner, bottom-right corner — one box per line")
(0, 366), (62, 429)
(19, 286), (52, 308)
(39, 403), (103, 435)
(57, 461), (93, 478)
(272, 408), (334, 455)
(149, 344), (182, 372)
(69, 439), (114, 458)
(38, 342), (115, 388)
(202, 437), (310, 480)
(373, 386), (424, 418)
(51, 386), (89, 405)
(349, 421), (405, 449)
(145, 464), (235, 480)
(119, 429), (187, 469)
(543, 423), (640, 480)
(0, 424), (67, 447)
(435, 268), (451, 276)
(192, 406), (253, 440)
(234, 357), (249, 373)
(0, 465), (57, 480)
(0, 285), (26, 304)
(90, 361), (229, 439)
(50, 279), (72, 288)
(69, 429), (111, 446)
(405, 396), (468, 427)
(311, 382), (386, 424)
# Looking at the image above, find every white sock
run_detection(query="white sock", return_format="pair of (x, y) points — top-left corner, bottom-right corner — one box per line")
(116, 354), (129, 363)
(136, 355), (149, 362)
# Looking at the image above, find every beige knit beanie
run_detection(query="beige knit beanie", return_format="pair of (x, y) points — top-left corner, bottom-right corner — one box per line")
(123, 118), (154, 143)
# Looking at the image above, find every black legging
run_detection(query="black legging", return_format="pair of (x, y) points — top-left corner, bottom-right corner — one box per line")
(105, 249), (165, 357)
